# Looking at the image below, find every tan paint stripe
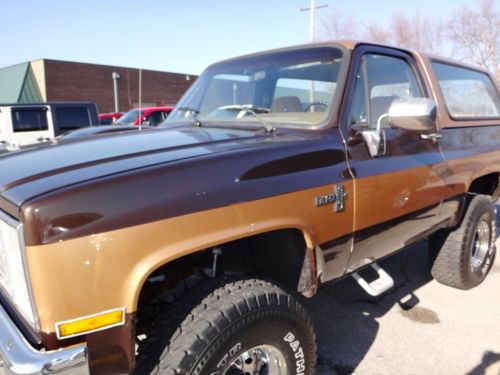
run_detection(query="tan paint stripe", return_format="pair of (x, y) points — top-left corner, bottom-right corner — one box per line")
(354, 164), (444, 231)
(27, 181), (353, 333)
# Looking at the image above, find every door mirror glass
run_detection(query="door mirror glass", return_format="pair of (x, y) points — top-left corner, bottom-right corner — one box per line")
(388, 97), (436, 131)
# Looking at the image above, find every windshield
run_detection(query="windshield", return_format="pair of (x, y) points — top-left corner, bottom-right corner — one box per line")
(116, 109), (144, 125)
(166, 46), (345, 129)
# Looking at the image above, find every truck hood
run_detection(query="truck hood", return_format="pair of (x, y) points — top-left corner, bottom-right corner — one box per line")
(0, 126), (271, 214)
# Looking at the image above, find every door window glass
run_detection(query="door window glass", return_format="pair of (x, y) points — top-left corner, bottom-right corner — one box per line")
(348, 54), (423, 129)
(145, 111), (164, 126)
(347, 67), (368, 128)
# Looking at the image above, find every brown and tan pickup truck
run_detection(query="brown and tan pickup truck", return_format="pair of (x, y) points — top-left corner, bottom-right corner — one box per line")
(0, 41), (499, 375)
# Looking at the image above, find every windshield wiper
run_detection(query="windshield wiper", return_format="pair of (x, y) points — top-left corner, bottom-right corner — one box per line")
(177, 107), (202, 127)
(221, 105), (276, 133)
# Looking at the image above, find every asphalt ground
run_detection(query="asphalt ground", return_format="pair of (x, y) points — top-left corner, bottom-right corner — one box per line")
(306, 202), (500, 375)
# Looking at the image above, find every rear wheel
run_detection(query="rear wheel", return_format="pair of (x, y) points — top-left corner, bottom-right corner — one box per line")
(431, 194), (497, 289)
(135, 279), (316, 374)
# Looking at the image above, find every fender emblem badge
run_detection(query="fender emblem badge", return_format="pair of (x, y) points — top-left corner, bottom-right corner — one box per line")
(314, 184), (347, 212)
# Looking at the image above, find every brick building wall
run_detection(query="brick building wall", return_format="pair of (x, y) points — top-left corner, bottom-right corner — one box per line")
(43, 59), (195, 113)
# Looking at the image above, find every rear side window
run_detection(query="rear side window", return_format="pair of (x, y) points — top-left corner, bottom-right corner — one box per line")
(432, 62), (500, 119)
(56, 107), (91, 132)
(12, 109), (48, 132)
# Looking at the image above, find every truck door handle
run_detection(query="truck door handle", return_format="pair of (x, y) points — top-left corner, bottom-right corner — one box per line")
(420, 133), (442, 142)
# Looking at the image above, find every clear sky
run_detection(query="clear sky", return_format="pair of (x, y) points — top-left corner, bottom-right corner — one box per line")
(1, 0), (472, 75)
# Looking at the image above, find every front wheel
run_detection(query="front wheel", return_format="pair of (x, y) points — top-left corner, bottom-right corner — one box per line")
(136, 279), (316, 374)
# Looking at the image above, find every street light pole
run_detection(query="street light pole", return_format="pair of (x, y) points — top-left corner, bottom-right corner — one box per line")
(112, 71), (120, 113)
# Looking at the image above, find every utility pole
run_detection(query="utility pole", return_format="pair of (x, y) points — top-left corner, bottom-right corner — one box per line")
(300, 0), (328, 42)
(300, 0), (328, 107)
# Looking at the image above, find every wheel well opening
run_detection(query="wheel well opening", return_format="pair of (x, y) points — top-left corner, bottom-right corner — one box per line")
(469, 173), (499, 197)
(136, 228), (308, 333)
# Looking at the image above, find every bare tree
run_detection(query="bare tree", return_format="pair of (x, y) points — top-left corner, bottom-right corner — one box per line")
(322, 9), (443, 53)
(447, 0), (499, 82)
(389, 11), (443, 53)
(363, 23), (391, 44)
(321, 8), (359, 40)
(320, 1), (499, 82)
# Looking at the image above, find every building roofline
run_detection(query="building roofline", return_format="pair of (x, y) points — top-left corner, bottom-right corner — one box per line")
(0, 58), (196, 78)
(39, 58), (196, 77)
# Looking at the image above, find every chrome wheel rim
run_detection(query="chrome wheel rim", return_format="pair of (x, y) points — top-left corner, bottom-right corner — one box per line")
(471, 221), (491, 270)
(224, 344), (287, 375)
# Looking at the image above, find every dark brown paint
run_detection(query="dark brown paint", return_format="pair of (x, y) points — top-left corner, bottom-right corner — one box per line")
(20, 130), (350, 246)
(41, 314), (136, 374)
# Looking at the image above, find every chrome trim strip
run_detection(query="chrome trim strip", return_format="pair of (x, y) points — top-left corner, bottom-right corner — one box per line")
(55, 307), (126, 340)
(0, 303), (89, 375)
(0, 210), (19, 229)
(0, 210), (40, 332)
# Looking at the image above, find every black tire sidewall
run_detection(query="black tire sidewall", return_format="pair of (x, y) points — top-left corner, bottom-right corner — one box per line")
(193, 306), (314, 375)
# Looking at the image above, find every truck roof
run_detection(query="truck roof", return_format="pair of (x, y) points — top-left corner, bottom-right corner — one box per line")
(214, 40), (494, 78)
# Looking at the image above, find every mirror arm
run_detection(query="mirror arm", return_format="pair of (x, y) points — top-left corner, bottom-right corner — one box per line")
(376, 114), (388, 132)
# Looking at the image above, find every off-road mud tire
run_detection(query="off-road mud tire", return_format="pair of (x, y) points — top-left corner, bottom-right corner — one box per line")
(431, 194), (497, 289)
(135, 278), (316, 374)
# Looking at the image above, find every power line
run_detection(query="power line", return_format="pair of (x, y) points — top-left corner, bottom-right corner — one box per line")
(190, 0), (287, 33)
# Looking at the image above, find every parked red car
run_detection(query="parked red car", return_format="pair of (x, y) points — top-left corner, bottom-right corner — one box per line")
(115, 106), (173, 126)
(98, 112), (124, 125)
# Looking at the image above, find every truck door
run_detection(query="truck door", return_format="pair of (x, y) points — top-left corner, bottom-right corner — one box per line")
(341, 46), (446, 272)
(8, 106), (53, 146)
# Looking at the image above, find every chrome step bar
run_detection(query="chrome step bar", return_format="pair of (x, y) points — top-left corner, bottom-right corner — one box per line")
(352, 263), (394, 297)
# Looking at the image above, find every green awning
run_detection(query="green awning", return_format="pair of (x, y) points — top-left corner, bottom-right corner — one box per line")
(0, 62), (43, 103)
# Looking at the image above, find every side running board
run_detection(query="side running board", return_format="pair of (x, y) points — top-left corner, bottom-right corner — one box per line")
(352, 263), (394, 297)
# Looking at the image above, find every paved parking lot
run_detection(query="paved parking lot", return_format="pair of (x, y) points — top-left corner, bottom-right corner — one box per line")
(307, 202), (500, 375)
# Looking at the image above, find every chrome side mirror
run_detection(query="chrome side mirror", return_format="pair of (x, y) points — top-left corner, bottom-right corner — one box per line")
(388, 97), (436, 131)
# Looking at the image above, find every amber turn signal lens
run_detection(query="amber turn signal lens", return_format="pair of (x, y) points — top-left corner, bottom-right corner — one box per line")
(57, 308), (125, 339)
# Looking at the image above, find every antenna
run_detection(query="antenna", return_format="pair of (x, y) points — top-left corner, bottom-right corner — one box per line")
(138, 68), (142, 131)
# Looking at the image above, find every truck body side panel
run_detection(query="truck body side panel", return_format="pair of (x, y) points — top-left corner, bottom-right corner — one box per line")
(26, 180), (354, 334)
(438, 125), (500, 221)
